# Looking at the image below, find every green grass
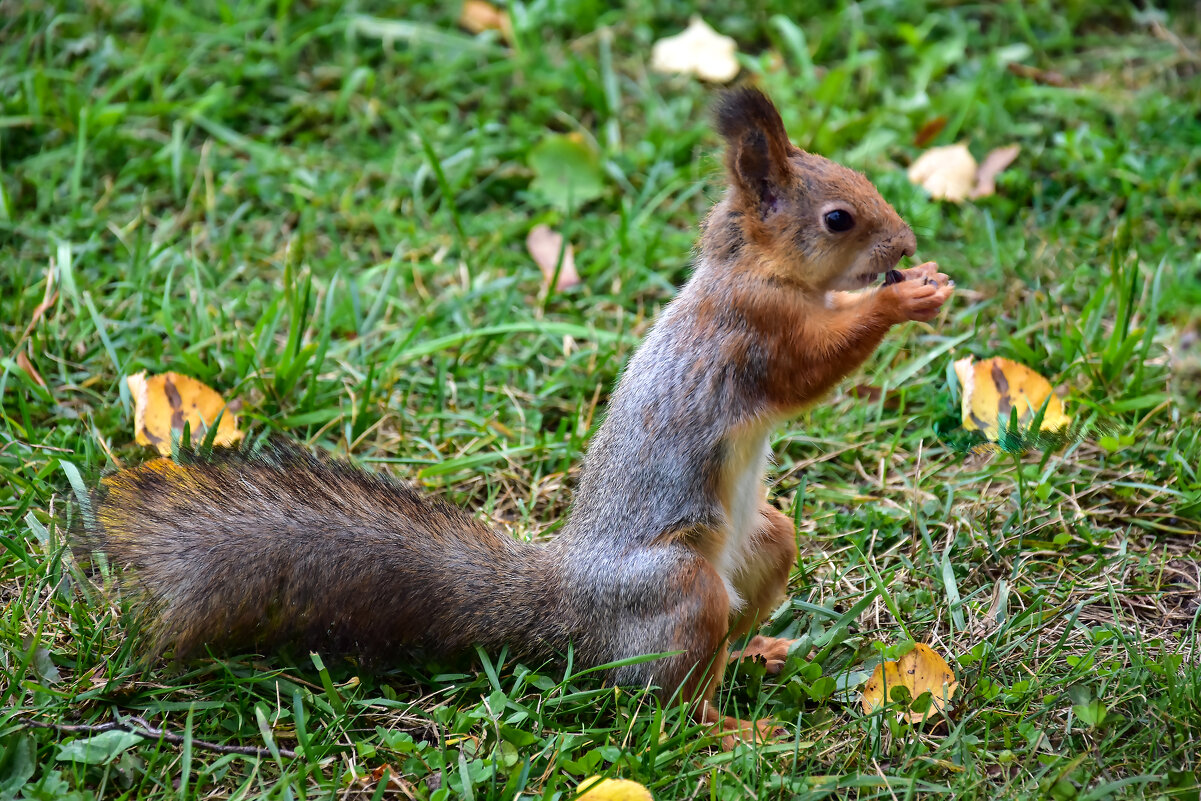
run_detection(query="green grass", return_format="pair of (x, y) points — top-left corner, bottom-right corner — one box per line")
(2, 1), (1199, 798)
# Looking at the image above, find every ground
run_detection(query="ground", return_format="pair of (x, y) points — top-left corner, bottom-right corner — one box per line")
(1, 1), (1199, 799)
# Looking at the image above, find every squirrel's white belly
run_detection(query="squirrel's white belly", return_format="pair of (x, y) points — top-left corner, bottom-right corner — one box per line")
(714, 425), (773, 611)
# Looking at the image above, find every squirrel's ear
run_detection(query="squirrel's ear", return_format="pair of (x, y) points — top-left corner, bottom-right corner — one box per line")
(714, 88), (794, 212)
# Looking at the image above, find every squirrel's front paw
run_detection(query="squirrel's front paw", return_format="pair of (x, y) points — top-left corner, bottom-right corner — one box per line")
(889, 261), (953, 322)
(896, 261), (944, 283)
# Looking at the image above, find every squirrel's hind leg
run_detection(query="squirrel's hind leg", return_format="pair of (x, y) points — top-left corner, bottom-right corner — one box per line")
(728, 504), (799, 674)
(602, 544), (784, 750)
(602, 547), (730, 704)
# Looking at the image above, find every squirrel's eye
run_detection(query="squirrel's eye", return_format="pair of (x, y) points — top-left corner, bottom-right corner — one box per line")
(824, 209), (855, 232)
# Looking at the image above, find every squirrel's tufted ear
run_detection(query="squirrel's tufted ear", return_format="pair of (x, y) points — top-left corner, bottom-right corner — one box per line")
(713, 88), (794, 213)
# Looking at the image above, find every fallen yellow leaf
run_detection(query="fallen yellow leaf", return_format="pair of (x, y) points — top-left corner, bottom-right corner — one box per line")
(907, 143), (977, 202)
(954, 356), (1071, 440)
(575, 776), (653, 801)
(860, 659), (905, 714)
(127, 370), (243, 455)
(650, 17), (739, 84)
(861, 643), (959, 723)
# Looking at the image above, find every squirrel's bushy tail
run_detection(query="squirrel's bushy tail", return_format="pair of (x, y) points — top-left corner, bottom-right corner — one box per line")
(79, 443), (570, 661)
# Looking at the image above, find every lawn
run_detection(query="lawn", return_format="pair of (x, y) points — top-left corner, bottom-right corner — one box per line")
(2, 1), (1199, 799)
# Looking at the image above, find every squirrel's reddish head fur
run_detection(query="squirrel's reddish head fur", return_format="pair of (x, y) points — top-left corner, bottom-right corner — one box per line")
(707, 87), (916, 292)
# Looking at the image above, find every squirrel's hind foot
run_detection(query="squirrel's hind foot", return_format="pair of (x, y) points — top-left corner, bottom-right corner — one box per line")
(701, 701), (787, 751)
(730, 634), (797, 675)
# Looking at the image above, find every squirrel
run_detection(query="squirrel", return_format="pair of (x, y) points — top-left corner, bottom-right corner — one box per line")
(79, 88), (953, 744)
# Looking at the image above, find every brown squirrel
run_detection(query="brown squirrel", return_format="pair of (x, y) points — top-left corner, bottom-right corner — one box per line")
(81, 88), (952, 744)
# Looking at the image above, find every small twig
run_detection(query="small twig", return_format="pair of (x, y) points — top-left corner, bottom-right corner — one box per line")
(19, 715), (297, 760)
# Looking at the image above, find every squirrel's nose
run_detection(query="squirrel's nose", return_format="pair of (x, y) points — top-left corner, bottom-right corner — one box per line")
(898, 227), (917, 258)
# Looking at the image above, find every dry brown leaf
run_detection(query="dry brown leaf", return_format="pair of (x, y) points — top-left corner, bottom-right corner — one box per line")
(28, 285), (58, 330)
(954, 356), (1070, 440)
(575, 776), (653, 801)
(861, 643), (959, 723)
(1007, 62), (1068, 87)
(848, 383), (900, 410)
(971, 144), (1021, 198)
(16, 351), (46, 388)
(127, 370), (243, 455)
(359, 765), (416, 798)
(650, 17), (739, 83)
(527, 224), (580, 291)
(458, 0), (512, 41)
(849, 383), (883, 403)
(913, 116), (948, 148)
(907, 143), (977, 202)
